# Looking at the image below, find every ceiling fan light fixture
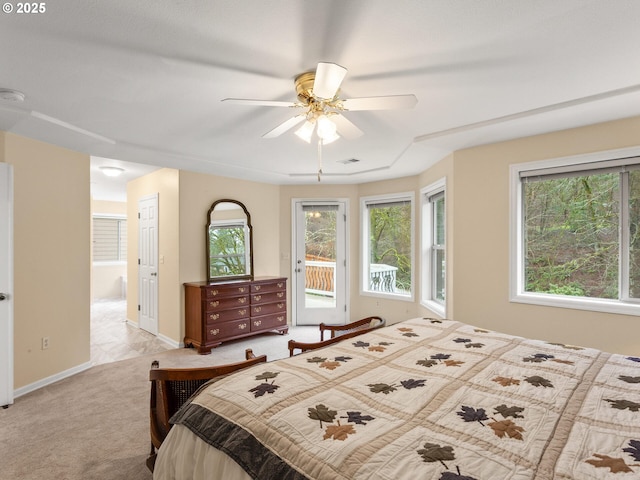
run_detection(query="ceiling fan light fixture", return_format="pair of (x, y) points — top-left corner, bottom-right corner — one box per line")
(316, 115), (339, 144)
(294, 120), (315, 143)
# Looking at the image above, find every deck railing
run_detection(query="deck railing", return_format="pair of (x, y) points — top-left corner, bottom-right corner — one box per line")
(304, 259), (399, 296)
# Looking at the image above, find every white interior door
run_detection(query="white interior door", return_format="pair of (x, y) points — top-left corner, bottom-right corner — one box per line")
(293, 201), (348, 326)
(138, 194), (158, 335)
(0, 163), (13, 407)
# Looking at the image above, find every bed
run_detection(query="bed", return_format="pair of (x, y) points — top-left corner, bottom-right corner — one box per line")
(153, 317), (640, 479)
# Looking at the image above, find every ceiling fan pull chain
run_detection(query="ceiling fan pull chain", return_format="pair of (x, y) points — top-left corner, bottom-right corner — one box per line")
(317, 139), (323, 182)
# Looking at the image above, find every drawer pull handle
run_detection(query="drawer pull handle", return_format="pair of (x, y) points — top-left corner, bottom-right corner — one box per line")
(277, 316), (284, 321)
(238, 297), (247, 304)
(209, 313), (220, 321)
(209, 301), (219, 308)
(210, 289), (219, 296)
(277, 303), (284, 309)
(254, 320), (262, 327)
(254, 295), (262, 301)
(209, 328), (220, 336)
(255, 285), (261, 291)
(277, 283), (284, 288)
(277, 292), (284, 298)
(254, 306), (262, 313)
(238, 323), (247, 330)
(239, 309), (247, 316)
(239, 287), (247, 293)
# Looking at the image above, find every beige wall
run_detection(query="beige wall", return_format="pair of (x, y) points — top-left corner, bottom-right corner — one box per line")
(91, 200), (127, 300)
(450, 116), (640, 355)
(1, 132), (90, 389)
(127, 169), (180, 342)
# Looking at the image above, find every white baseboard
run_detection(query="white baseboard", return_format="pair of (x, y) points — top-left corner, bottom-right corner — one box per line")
(14, 361), (93, 399)
(127, 317), (182, 348)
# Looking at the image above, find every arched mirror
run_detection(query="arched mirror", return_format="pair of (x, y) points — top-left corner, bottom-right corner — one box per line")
(206, 199), (253, 282)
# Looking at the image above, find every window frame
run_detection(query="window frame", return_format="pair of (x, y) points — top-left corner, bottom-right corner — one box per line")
(360, 192), (415, 301)
(92, 214), (127, 264)
(509, 146), (640, 316)
(421, 179), (446, 316)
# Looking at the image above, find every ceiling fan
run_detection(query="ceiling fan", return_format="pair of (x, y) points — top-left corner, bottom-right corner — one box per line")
(222, 62), (418, 144)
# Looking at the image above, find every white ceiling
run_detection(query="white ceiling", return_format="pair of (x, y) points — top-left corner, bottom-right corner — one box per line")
(2, 0), (640, 195)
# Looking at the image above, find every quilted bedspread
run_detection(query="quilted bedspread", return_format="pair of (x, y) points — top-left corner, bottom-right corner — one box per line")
(169, 318), (640, 479)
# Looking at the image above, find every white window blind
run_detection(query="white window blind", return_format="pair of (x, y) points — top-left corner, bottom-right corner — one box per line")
(93, 217), (127, 262)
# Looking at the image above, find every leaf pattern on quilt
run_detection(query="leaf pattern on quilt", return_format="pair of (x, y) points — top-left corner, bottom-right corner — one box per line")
(398, 327), (419, 337)
(307, 356), (327, 364)
(308, 404), (337, 427)
(255, 371), (279, 381)
(424, 317), (442, 324)
(457, 406), (488, 426)
(432, 353), (452, 361)
(626, 356), (640, 363)
(524, 375), (554, 388)
(548, 342), (585, 351)
(492, 376), (521, 387)
(624, 440), (640, 461)
(453, 338), (471, 344)
(605, 398), (640, 412)
(320, 361), (342, 370)
(417, 442), (455, 469)
(488, 419), (524, 440)
(353, 341), (370, 348)
(619, 375), (640, 384)
(440, 469), (478, 480)
(368, 383), (397, 394)
(585, 454), (635, 473)
(523, 353), (555, 363)
(473, 328), (489, 333)
(465, 343), (485, 349)
(400, 379), (426, 389)
(343, 411), (375, 425)
(323, 422), (356, 441)
(249, 382), (279, 397)
(494, 404), (525, 419)
(417, 359), (439, 368)
(444, 360), (464, 367)
(334, 356), (352, 362)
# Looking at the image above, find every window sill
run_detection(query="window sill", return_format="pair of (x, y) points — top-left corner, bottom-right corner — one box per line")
(361, 290), (414, 302)
(511, 292), (640, 316)
(421, 299), (446, 318)
(93, 261), (127, 266)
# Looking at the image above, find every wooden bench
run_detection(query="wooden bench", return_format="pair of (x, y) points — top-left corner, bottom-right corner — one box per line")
(147, 348), (267, 472)
(288, 316), (385, 356)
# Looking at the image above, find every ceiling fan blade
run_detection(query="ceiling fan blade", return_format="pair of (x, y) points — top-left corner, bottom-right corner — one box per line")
(330, 114), (363, 139)
(313, 62), (347, 100)
(222, 98), (298, 108)
(262, 115), (306, 139)
(341, 94), (418, 111)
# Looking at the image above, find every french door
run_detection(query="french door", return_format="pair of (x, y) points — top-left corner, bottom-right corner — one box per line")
(293, 200), (348, 326)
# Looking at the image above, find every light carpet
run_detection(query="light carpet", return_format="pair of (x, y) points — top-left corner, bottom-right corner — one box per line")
(0, 327), (319, 480)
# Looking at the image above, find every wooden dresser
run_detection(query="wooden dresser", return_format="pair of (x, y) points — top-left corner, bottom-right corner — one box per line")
(184, 276), (287, 354)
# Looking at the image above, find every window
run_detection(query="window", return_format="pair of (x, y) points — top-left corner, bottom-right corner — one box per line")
(421, 179), (446, 314)
(361, 193), (414, 299)
(93, 216), (127, 262)
(510, 148), (640, 315)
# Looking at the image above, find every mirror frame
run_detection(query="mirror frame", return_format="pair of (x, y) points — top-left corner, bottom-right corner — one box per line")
(206, 199), (254, 282)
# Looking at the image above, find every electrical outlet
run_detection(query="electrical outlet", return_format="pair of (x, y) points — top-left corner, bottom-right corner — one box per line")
(42, 337), (49, 350)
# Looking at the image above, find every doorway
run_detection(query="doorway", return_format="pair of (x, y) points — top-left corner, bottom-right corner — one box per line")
(138, 193), (159, 335)
(293, 200), (348, 326)
(0, 163), (13, 407)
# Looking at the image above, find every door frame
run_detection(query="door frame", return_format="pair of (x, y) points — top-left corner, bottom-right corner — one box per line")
(138, 193), (159, 336)
(0, 163), (13, 407)
(291, 198), (350, 326)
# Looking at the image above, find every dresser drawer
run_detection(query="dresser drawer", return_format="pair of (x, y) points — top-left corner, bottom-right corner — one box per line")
(205, 307), (249, 324)
(251, 301), (286, 317)
(204, 295), (249, 311)
(251, 312), (287, 331)
(251, 290), (286, 305)
(204, 284), (250, 298)
(206, 319), (250, 341)
(251, 280), (286, 294)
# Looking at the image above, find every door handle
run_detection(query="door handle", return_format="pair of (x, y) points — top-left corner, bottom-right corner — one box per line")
(150, 272), (157, 276)
(0, 293), (7, 301)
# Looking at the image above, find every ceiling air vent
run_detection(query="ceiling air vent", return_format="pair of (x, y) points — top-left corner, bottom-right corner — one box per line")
(337, 158), (360, 165)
